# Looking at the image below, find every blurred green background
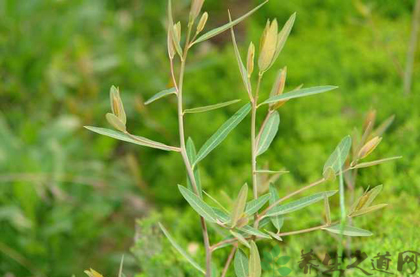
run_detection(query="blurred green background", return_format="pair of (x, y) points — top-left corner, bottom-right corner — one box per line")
(1, 0), (419, 276)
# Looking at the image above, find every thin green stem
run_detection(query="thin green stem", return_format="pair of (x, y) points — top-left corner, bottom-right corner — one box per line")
(174, 22), (212, 277)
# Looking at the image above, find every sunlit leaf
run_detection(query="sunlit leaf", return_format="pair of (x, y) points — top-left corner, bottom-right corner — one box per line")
(184, 99), (241, 114)
(178, 185), (218, 223)
(322, 224), (373, 237)
(245, 193), (271, 215)
(353, 156), (402, 169)
(192, 0), (268, 45)
(323, 135), (352, 176)
(262, 86), (338, 105)
(159, 223), (206, 274)
(240, 225), (271, 239)
(84, 269), (103, 277)
(249, 241), (261, 277)
(145, 87), (177, 105)
(265, 230), (283, 241)
(106, 113), (126, 132)
(256, 111), (280, 156)
(84, 126), (179, 152)
(212, 207), (230, 224)
(266, 191), (338, 217)
(234, 249), (249, 277)
(195, 103), (251, 165)
(231, 184), (248, 227)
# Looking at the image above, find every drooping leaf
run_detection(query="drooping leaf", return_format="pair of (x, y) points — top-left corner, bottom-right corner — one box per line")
(262, 86), (338, 105)
(256, 111), (280, 156)
(349, 204), (388, 218)
(245, 193), (271, 215)
(231, 184), (249, 227)
(353, 156), (402, 169)
(178, 185), (218, 223)
(159, 223), (205, 274)
(145, 87), (177, 105)
(195, 103), (251, 165)
(265, 230), (283, 241)
(184, 99), (241, 114)
(84, 126), (179, 152)
(186, 138), (202, 198)
(266, 191), (338, 217)
(234, 249), (249, 277)
(192, 0), (268, 45)
(230, 230), (250, 248)
(269, 184), (284, 231)
(240, 225), (271, 239)
(323, 135), (352, 176)
(322, 224), (373, 237)
(249, 241), (261, 277)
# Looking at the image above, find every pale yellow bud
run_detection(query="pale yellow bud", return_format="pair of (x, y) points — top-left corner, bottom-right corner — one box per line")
(258, 19), (278, 72)
(358, 136), (382, 159)
(190, 0), (205, 23)
(247, 42), (255, 77)
(196, 12), (208, 34)
(110, 86), (126, 124)
(270, 67), (287, 110)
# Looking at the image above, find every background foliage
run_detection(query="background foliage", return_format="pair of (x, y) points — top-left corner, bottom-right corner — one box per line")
(0, 0), (419, 276)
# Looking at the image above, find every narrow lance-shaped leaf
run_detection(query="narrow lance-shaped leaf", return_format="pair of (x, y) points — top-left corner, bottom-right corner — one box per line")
(256, 111), (280, 156)
(249, 241), (261, 277)
(324, 195), (331, 225)
(269, 184), (284, 232)
(159, 223), (205, 274)
(229, 13), (252, 97)
(349, 204), (388, 218)
(184, 99), (241, 114)
(245, 193), (271, 215)
(240, 225), (271, 239)
(266, 191), (338, 217)
(323, 135), (352, 176)
(192, 0), (268, 45)
(269, 13), (296, 70)
(231, 184), (248, 227)
(195, 103), (251, 165)
(186, 138), (202, 198)
(84, 126), (179, 152)
(234, 249), (249, 277)
(178, 185), (218, 223)
(145, 88), (177, 105)
(322, 224), (373, 237)
(353, 156), (402, 169)
(262, 86), (338, 105)
(230, 230), (250, 248)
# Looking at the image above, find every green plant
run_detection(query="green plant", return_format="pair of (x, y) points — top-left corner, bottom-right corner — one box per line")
(85, 0), (400, 276)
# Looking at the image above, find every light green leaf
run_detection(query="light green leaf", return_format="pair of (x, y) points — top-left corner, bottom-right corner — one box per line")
(322, 224), (373, 237)
(255, 169), (289, 175)
(245, 193), (271, 215)
(186, 138), (202, 198)
(265, 230), (283, 241)
(323, 135), (352, 176)
(159, 223), (205, 274)
(240, 225), (271, 239)
(230, 230), (250, 248)
(84, 126), (179, 152)
(192, 0), (268, 45)
(231, 184), (249, 227)
(266, 191), (338, 217)
(269, 184), (284, 231)
(106, 113), (126, 132)
(353, 156), (402, 169)
(249, 241), (261, 277)
(178, 185), (217, 223)
(262, 86), (338, 105)
(184, 99), (241, 114)
(145, 88), (177, 105)
(324, 195), (331, 225)
(349, 204), (388, 218)
(229, 13), (252, 96)
(212, 207), (230, 224)
(195, 103), (251, 165)
(234, 249), (249, 277)
(269, 13), (296, 70)
(257, 111), (280, 156)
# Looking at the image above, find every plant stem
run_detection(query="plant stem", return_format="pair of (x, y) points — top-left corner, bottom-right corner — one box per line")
(221, 245), (238, 277)
(251, 74), (263, 200)
(174, 21), (212, 277)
